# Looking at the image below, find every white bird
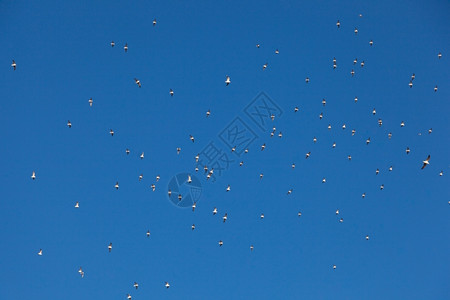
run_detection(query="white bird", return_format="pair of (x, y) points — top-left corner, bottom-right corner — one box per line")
(192, 202), (196, 212)
(259, 173), (263, 179)
(339, 218), (344, 223)
(190, 135), (195, 143)
(305, 77), (310, 83)
(165, 282), (170, 288)
(322, 99), (326, 106)
(348, 155), (352, 161)
(67, 120), (72, 128)
(147, 230), (150, 237)
(409, 81), (413, 88)
(439, 170), (443, 176)
(151, 184), (156, 191)
(438, 52), (442, 59)
(294, 107), (299, 112)
(126, 149), (130, 155)
(170, 89), (174, 96)
(335, 209), (339, 215)
(110, 41), (115, 47)
(406, 147), (410, 154)
(218, 240), (223, 246)
(177, 147), (181, 154)
(261, 143), (266, 151)
(342, 124), (346, 130)
(191, 224), (195, 230)
(127, 294), (132, 300)
(124, 43), (128, 52)
(213, 207), (218, 215)
(74, 201), (79, 208)
(362, 193), (366, 198)
(226, 185), (231, 192)
(305, 152), (311, 159)
(260, 213), (264, 219)
(115, 182), (119, 189)
(291, 163), (296, 169)
(328, 124), (331, 130)
(380, 184), (384, 190)
(313, 137), (317, 143)
(287, 189), (293, 195)
(333, 265), (337, 270)
(332, 142), (336, 148)
(372, 108), (376, 115)
(262, 62), (268, 70)
(389, 166), (393, 172)
(225, 76), (231, 86)
(366, 235), (370, 240)
(336, 20), (340, 28)
(369, 40), (373, 46)
(153, 19), (157, 26)
(354, 96), (358, 103)
(319, 112), (323, 120)
(351, 69), (355, 76)
(366, 138), (371, 145)
(360, 61), (365, 67)
(134, 78), (141, 88)
(421, 155), (430, 169)
(434, 86), (438, 92)
(11, 60), (16, 70)
(354, 27), (358, 34)
(110, 129), (114, 136)
(297, 212), (302, 217)
(376, 169), (379, 175)
(206, 109), (211, 117)
(78, 267), (84, 278)
(139, 174), (143, 181)
(388, 132), (392, 139)
(275, 49), (279, 54)
(38, 249), (43, 256)
(250, 245), (254, 251)
(256, 44), (260, 48)
(108, 242), (112, 252)
(378, 119), (383, 127)
(88, 98), (93, 107)
(223, 213), (228, 223)
(322, 178), (326, 183)
(352, 129), (356, 136)
(31, 171), (36, 180)
(428, 128), (433, 134)
(140, 152), (144, 159)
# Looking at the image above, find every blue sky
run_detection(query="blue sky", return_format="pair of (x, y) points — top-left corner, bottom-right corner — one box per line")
(0, 0), (449, 299)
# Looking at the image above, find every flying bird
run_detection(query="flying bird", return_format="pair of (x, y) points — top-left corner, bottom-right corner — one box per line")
(31, 171), (36, 180)
(225, 76), (231, 86)
(110, 129), (114, 136)
(11, 60), (16, 70)
(153, 19), (157, 26)
(108, 243), (112, 252)
(336, 20), (340, 28)
(134, 78), (141, 87)
(124, 43), (128, 52)
(170, 89), (174, 96)
(110, 41), (115, 47)
(88, 98), (93, 106)
(38, 249), (43, 256)
(421, 155), (430, 169)
(67, 120), (72, 128)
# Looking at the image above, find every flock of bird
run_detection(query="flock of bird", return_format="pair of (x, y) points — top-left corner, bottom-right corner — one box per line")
(12, 14), (446, 299)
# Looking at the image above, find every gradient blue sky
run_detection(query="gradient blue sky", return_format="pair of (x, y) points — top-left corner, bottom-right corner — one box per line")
(1, 0), (449, 299)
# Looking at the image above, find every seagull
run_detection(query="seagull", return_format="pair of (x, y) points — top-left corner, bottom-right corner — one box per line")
(278, 132), (282, 138)
(239, 161), (244, 166)
(124, 43), (128, 52)
(354, 96), (358, 103)
(366, 137), (371, 145)
(226, 185), (231, 192)
(353, 58), (357, 65)
(305, 152), (311, 159)
(406, 147), (410, 155)
(339, 218), (344, 223)
(438, 52), (442, 59)
(74, 201), (79, 208)
(259, 173), (263, 179)
(170, 89), (174, 96)
(401, 121), (405, 127)
(354, 27), (358, 34)
(319, 112), (323, 120)
(294, 107), (299, 112)
(313, 137), (317, 143)
(110, 41), (115, 47)
(206, 109), (211, 117)
(165, 282), (170, 289)
(31, 171), (36, 180)
(352, 129), (356, 136)
(434, 86), (438, 92)
(322, 98), (326, 106)
(322, 177), (326, 183)
(140, 152), (144, 159)
(333, 265), (337, 270)
(287, 189), (293, 195)
(328, 124), (331, 130)
(189, 135), (195, 143)
(421, 155), (430, 169)
(134, 78), (141, 88)
(78, 267), (84, 278)
(336, 20), (340, 28)
(388, 132), (392, 139)
(362, 193), (366, 198)
(88, 98), (93, 106)
(439, 170), (443, 176)
(250, 245), (254, 251)
(213, 207), (217, 215)
(298, 212), (302, 217)
(369, 40), (373, 46)
(380, 184), (384, 190)
(126, 149), (130, 155)
(219, 240), (223, 247)
(376, 169), (379, 175)
(428, 128), (432, 134)
(389, 166), (393, 172)
(153, 19), (157, 26)
(11, 59), (17, 71)
(223, 213), (228, 223)
(110, 129), (114, 136)
(332, 142), (336, 148)
(372, 108), (376, 115)
(224, 75), (231, 86)
(305, 77), (310, 83)
(38, 249), (43, 255)
(147, 230), (150, 237)
(192, 202), (196, 212)
(67, 120), (72, 128)
(351, 69), (355, 76)
(139, 174), (143, 181)
(256, 44), (260, 48)
(127, 294), (132, 300)
(108, 243), (112, 252)
(342, 124), (346, 130)
(262, 62), (268, 70)
(191, 224), (195, 230)
(361, 61), (365, 67)
(291, 163), (296, 169)
(335, 209), (339, 215)
(275, 49), (279, 54)
(261, 143), (266, 151)
(348, 155), (352, 161)
(378, 119), (383, 127)
(409, 81), (413, 88)
(260, 213), (264, 219)
(151, 184), (156, 191)
(115, 182), (119, 189)
(177, 147), (181, 154)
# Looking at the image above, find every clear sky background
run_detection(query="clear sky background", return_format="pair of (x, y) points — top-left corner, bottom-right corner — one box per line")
(0, 0), (449, 299)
